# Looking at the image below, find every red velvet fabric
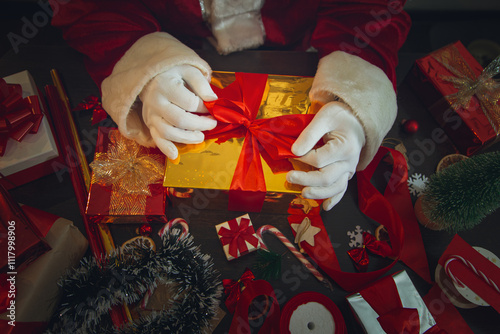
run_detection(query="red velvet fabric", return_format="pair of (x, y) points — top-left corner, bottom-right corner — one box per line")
(50, 0), (410, 89)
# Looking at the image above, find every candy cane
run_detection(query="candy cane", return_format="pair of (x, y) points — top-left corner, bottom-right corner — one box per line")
(141, 218), (190, 309)
(444, 255), (500, 293)
(158, 217), (189, 239)
(257, 225), (333, 291)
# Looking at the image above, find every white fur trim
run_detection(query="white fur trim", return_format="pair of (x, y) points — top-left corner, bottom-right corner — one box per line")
(203, 0), (265, 54)
(310, 51), (397, 170)
(101, 32), (212, 147)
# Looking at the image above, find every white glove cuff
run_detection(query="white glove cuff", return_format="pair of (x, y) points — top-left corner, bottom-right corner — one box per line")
(310, 51), (397, 170)
(101, 32), (212, 147)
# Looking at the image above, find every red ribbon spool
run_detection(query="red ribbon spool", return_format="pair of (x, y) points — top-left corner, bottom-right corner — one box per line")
(280, 291), (346, 334)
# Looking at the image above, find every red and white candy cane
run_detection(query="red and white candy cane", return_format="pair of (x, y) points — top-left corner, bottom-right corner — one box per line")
(257, 225), (333, 291)
(158, 217), (189, 239)
(141, 218), (190, 309)
(444, 255), (500, 293)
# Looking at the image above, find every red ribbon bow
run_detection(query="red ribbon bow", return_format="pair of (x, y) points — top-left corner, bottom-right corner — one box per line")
(358, 271), (446, 334)
(73, 95), (107, 125)
(222, 268), (255, 314)
(218, 217), (259, 259)
(204, 73), (315, 212)
(347, 231), (393, 272)
(0, 78), (43, 156)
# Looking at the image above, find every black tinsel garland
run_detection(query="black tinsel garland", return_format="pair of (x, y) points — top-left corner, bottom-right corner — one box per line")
(45, 229), (222, 334)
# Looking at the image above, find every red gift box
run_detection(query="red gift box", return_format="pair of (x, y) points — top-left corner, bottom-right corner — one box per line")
(216, 214), (261, 261)
(86, 127), (166, 223)
(347, 271), (442, 334)
(407, 41), (500, 156)
(0, 71), (60, 190)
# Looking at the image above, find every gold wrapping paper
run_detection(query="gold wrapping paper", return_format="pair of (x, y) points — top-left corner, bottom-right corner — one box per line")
(164, 72), (314, 194)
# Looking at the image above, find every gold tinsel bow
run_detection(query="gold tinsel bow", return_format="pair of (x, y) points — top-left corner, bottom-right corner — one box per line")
(433, 47), (500, 133)
(90, 130), (164, 215)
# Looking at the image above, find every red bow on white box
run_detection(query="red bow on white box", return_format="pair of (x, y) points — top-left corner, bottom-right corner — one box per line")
(347, 271), (445, 334)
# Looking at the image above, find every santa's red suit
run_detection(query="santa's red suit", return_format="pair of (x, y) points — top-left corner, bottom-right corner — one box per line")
(50, 0), (411, 209)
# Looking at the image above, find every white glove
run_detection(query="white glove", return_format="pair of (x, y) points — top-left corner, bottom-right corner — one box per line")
(139, 65), (218, 159)
(286, 101), (366, 211)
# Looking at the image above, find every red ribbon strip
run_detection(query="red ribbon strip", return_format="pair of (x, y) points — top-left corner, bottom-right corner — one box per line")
(423, 284), (473, 334)
(0, 78), (43, 156)
(287, 146), (431, 291)
(218, 217), (260, 259)
(222, 268), (255, 314)
(204, 72), (315, 212)
(229, 279), (281, 334)
(377, 307), (421, 334)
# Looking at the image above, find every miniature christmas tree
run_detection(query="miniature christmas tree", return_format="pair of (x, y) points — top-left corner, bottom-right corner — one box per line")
(418, 151), (500, 232)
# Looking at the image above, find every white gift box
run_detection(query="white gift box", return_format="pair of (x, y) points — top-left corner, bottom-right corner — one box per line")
(0, 70), (59, 188)
(347, 271), (438, 334)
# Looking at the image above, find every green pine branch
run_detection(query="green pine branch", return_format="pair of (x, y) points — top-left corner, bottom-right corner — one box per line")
(421, 151), (500, 232)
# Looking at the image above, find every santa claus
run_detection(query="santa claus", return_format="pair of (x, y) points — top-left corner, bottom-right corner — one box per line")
(50, 0), (411, 210)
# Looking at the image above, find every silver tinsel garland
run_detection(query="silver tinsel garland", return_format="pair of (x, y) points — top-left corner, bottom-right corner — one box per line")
(45, 229), (222, 334)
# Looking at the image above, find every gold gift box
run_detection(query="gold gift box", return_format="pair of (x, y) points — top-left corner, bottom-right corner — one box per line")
(164, 72), (317, 214)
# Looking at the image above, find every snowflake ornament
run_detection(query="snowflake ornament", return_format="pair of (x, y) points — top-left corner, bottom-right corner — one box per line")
(347, 225), (371, 248)
(407, 173), (429, 197)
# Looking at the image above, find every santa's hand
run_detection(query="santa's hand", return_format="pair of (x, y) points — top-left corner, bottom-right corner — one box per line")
(286, 101), (365, 211)
(140, 65), (218, 159)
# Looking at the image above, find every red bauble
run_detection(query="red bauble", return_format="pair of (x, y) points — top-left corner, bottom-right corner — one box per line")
(402, 119), (419, 133)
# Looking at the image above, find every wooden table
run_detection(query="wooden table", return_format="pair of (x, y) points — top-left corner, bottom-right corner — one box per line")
(1, 42), (499, 333)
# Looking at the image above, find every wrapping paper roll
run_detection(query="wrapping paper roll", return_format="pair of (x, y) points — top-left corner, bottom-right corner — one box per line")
(281, 292), (346, 334)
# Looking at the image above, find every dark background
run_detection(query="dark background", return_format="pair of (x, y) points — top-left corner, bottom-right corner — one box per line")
(1, 1), (500, 333)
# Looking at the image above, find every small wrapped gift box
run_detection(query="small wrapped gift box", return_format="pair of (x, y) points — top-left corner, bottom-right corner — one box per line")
(347, 271), (441, 334)
(86, 127), (166, 223)
(164, 72), (317, 213)
(0, 71), (60, 190)
(406, 40), (500, 156)
(216, 214), (261, 261)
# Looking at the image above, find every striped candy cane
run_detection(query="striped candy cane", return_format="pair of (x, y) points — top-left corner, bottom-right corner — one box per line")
(141, 218), (190, 309)
(444, 255), (500, 293)
(257, 225), (333, 291)
(158, 217), (190, 239)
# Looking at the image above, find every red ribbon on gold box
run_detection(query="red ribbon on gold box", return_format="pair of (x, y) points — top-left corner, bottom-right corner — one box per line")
(164, 72), (317, 213)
